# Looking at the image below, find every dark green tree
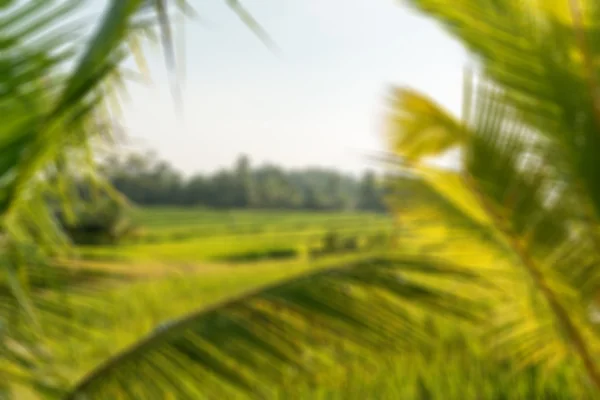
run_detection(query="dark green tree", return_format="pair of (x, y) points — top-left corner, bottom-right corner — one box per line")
(233, 154), (258, 207)
(357, 170), (385, 212)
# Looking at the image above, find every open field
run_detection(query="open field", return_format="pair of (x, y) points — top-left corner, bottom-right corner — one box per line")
(7, 208), (594, 399)
(130, 208), (393, 239)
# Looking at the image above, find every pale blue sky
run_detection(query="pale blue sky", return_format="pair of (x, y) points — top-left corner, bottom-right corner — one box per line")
(116, 0), (466, 175)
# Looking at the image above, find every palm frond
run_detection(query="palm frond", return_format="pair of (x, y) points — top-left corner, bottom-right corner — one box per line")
(382, 85), (499, 251)
(394, 72), (600, 388)
(64, 255), (488, 399)
(0, 263), (126, 400)
(402, 0), (600, 227)
(226, 0), (280, 54)
(384, 14), (600, 381)
(386, 88), (466, 162)
(0, 1), (180, 397)
(462, 71), (600, 385)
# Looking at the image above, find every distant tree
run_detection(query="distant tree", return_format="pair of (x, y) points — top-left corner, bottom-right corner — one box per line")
(357, 170), (386, 212)
(254, 165), (288, 208)
(210, 170), (238, 208)
(234, 155), (258, 207)
(100, 152), (386, 212)
(327, 174), (352, 211)
(148, 161), (184, 204)
(184, 175), (209, 206)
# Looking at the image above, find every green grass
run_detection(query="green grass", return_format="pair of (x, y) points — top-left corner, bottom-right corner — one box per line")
(128, 207), (392, 241)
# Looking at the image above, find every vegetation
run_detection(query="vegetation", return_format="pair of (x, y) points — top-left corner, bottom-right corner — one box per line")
(79, 208), (394, 262)
(55, 196), (134, 245)
(101, 152), (387, 212)
(6, 0), (600, 399)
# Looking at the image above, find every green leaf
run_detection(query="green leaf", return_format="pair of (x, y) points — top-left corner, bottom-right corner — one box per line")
(65, 255), (487, 399)
(386, 88), (467, 162)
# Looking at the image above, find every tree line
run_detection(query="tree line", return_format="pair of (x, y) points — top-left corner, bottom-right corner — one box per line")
(100, 152), (387, 212)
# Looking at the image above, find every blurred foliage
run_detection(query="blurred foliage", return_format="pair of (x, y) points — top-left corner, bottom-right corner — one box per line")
(55, 197), (135, 246)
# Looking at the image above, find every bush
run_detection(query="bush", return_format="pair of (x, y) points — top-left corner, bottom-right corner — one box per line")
(56, 198), (135, 245)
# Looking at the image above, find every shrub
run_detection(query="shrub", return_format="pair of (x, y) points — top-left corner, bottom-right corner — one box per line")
(56, 198), (135, 245)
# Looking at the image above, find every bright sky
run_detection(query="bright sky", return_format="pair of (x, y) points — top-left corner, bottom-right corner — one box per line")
(116, 0), (467, 175)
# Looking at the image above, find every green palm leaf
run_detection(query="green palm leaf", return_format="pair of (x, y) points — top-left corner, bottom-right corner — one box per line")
(1, 1), (183, 397)
(64, 255), (487, 399)
(386, 88), (466, 162)
(1, 0), (282, 396)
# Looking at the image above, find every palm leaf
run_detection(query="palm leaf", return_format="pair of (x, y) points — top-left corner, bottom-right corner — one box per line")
(402, 0), (600, 225)
(386, 88), (466, 162)
(0, 0), (285, 398)
(64, 255), (487, 399)
(226, 0), (280, 54)
(462, 71), (600, 386)
(1, 1), (174, 397)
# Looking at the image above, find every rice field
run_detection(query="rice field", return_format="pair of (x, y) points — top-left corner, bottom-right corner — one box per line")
(79, 208), (395, 263)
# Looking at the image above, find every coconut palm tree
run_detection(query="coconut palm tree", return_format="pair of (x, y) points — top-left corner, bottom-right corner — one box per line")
(7, 0), (600, 399)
